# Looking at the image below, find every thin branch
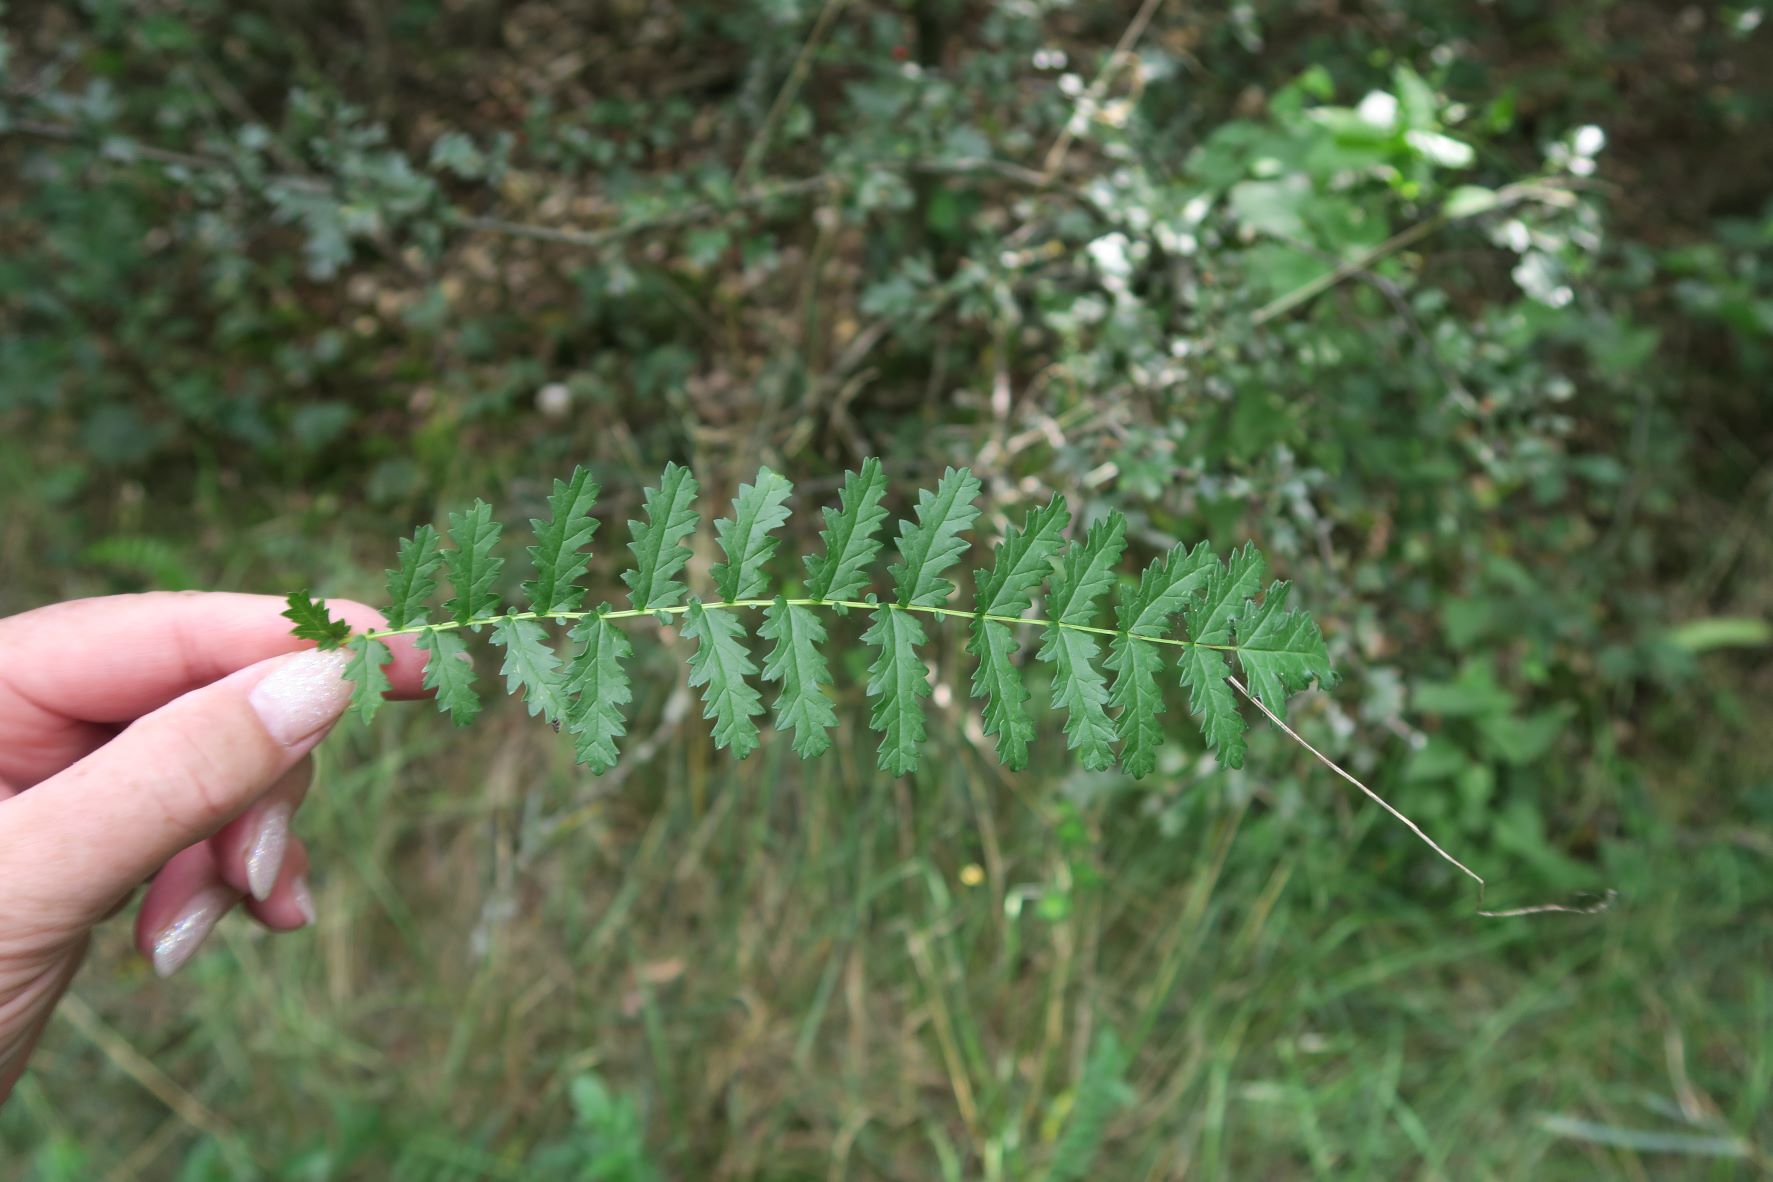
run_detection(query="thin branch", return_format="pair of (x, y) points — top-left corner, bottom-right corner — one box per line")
(1228, 675), (1616, 919)
(1041, 0), (1169, 178)
(738, 0), (851, 185)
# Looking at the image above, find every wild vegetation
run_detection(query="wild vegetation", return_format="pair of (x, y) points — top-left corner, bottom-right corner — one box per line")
(2, 0), (1769, 1177)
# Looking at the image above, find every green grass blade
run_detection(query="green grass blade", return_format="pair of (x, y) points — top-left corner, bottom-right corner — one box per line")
(759, 598), (838, 758)
(804, 457), (890, 602)
(522, 466), (601, 616)
(681, 601), (764, 759)
(622, 462), (701, 612)
(712, 466), (793, 603)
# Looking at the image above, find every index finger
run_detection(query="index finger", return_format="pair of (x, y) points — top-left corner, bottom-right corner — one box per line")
(0, 592), (426, 787)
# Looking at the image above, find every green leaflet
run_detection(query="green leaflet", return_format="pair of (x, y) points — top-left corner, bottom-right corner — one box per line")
(1046, 514), (1128, 627)
(1123, 541), (1217, 636)
(1103, 540), (1217, 778)
(1037, 515), (1126, 771)
(862, 606), (930, 776)
(1178, 642), (1246, 770)
(1185, 544), (1266, 645)
(973, 619), (1034, 769)
(759, 599), (838, 758)
(282, 589), (351, 650)
(681, 601), (765, 759)
(1175, 545), (1268, 766)
(969, 495), (1069, 770)
(415, 626), (480, 727)
(444, 500), (505, 626)
(523, 466), (601, 617)
(623, 461), (701, 611)
(1232, 581), (1334, 716)
(1105, 626), (1168, 780)
(385, 525), (443, 630)
(491, 617), (567, 725)
(566, 608), (632, 774)
(344, 634), (393, 724)
(889, 466), (982, 607)
(804, 458), (889, 602)
(712, 467), (793, 602)
(1042, 627), (1118, 771)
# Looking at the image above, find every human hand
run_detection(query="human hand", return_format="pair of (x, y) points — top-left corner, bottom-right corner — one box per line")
(0, 592), (426, 1102)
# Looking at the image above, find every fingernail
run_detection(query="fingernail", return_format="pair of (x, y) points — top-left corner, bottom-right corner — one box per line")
(291, 875), (317, 927)
(152, 886), (238, 979)
(245, 803), (292, 901)
(250, 650), (351, 746)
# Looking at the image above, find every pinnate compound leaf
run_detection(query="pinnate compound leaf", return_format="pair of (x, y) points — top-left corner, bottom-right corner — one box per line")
(1178, 643), (1246, 769)
(344, 634), (393, 723)
(283, 590), (351, 650)
(523, 467), (601, 616)
(444, 500), (505, 625)
(622, 462), (701, 611)
(682, 602), (765, 759)
(889, 467), (982, 607)
(1232, 581), (1334, 716)
(862, 606), (930, 776)
(385, 525), (443, 630)
(712, 467), (794, 602)
(566, 608), (632, 773)
(416, 627), (480, 727)
(759, 599), (838, 758)
(804, 458), (890, 602)
(491, 617), (568, 725)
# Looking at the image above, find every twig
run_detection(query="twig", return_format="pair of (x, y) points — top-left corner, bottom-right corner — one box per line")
(1041, 0), (1170, 178)
(1227, 676), (1616, 919)
(738, 0), (851, 184)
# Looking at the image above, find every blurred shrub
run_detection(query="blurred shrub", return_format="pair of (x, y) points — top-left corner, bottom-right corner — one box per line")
(1, 0), (1768, 888)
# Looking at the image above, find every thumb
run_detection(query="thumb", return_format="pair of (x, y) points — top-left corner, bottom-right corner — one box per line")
(0, 649), (352, 926)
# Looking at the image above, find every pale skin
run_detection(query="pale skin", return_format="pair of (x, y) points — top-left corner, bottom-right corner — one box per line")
(0, 592), (429, 1105)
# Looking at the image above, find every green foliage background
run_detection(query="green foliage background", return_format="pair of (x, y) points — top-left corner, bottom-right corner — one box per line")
(2, 0), (1770, 1177)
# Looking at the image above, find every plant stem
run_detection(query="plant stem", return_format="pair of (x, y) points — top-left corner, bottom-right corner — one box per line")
(361, 598), (1237, 652)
